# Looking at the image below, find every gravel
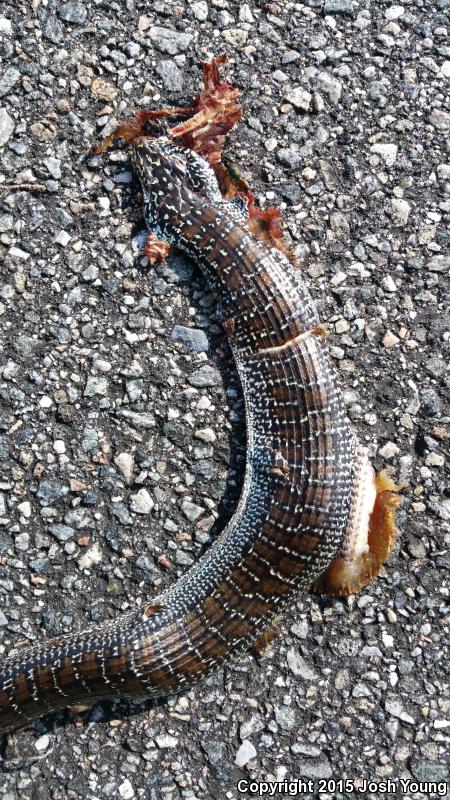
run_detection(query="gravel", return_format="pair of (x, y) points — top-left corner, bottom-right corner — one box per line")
(0, 0), (448, 798)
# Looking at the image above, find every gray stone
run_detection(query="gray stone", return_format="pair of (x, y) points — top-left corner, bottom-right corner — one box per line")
(171, 325), (209, 352)
(13, 335), (40, 361)
(126, 379), (143, 402)
(188, 365), (221, 387)
(280, 183), (302, 203)
(15, 532), (29, 551)
(181, 500), (205, 521)
(222, 28), (248, 47)
(0, 67), (21, 98)
(284, 87), (311, 112)
(429, 109), (450, 131)
(124, 41), (141, 57)
(156, 60), (183, 92)
(316, 71), (342, 104)
(282, 50), (300, 64)
(0, 435), (9, 461)
(286, 648), (318, 679)
(406, 538), (426, 559)
(194, 428), (216, 443)
(148, 27), (193, 55)
(84, 376), (109, 397)
(298, 756), (333, 780)
(410, 762), (449, 783)
(421, 388), (441, 416)
(156, 734), (178, 748)
(78, 542), (102, 570)
(109, 502), (132, 526)
(370, 143), (398, 165)
(389, 198), (411, 226)
(324, 0), (354, 14)
(0, 610), (8, 626)
(274, 705), (296, 730)
(277, 148), (301, 169)
(398, 659), (414, 675)
(64, 509), (91, 529)
(0, 214), (13, 233)
(385, 697), (415, 724)
(175, 550), (194, 566)
(202, 739), (224, 765)
(59, 2), (87, 24)
(43, 157), (62, 179)
(43, 15), (64, 43)
(0, 17), (12, 35)
(240, 714), (264, 740)
(308, 33), (327, 50)
(54, 230), (70, 246)
(427, 255), (450, 272)
(427, 356), (446, 378)
(190, 1), (208, 21)
(37, 481), (69, 504)
(81, 426), (99, 453)
(82, 265), (99, 282)
(117, 409), (155, 428)
(0, 107), (14, 147)
(118, 779), (134, 800)
(48, 523), (75, 542)
(114, 452), (134, 484)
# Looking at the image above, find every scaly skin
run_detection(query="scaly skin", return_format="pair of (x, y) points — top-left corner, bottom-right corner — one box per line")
(0, 137), (366, 735)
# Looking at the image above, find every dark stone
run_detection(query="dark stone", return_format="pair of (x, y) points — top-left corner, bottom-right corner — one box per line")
(37, 480), (69, 504)
(421, 388), (442, 417)
(279, 183), (303, 203)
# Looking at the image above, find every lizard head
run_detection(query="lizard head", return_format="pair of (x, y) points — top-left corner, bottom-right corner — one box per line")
(132, 136), (221, 206)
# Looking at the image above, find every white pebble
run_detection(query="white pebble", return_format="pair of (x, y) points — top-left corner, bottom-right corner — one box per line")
(130, 488), (154, 514)
(78, 542), (102, 570)
(370, 143), (398, 165)
(195, 427), (216, 443)
(382, 275), (397, 292)
(0, 17), (13, 34)
(384, 5), (404, 19)
(235, 739), (257, 767)
(39, 395), (53, 408)
(114, 452), (135, 484)
(54, 230), (71, 247)
(379, 441), (400, 459)
(119, 779), (135, 799)
(156, 734), (178, 748)
(383, 330), (400, 348)
(17, 501), (31, 518)
(34, 734), (50, 752)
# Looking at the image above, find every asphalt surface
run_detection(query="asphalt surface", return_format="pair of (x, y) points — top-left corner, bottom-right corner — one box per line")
(0, 1), (448, 798)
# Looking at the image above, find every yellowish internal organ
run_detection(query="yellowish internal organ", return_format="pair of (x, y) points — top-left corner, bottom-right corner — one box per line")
(315, 450), (401, 597)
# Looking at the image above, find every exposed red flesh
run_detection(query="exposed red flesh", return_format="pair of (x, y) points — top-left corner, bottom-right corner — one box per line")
(169, 52), (242, 166)
(92, 55), (294, 259)
(143, 233), (171, 265)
